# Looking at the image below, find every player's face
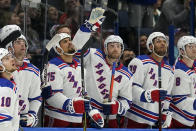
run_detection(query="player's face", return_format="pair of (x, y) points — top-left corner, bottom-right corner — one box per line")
(1, 53), (17, 72)
(185, 44), (196, 60)
(107, 42), (122, 59)
(12, 38), (27, 57)
(59, 37), (76, 54)
(153, 37), (168, 56)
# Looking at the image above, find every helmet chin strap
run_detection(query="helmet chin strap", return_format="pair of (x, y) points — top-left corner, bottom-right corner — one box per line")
(106, 53), (122, 66)
(182, 50), (195, 63)
(57, 47), (77, 56)
(0, 65), (12, 75)
(152, 44), (167, 58)
(63, 50), (77, 56)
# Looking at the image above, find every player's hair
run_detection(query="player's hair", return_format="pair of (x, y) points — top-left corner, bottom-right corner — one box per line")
(55, 24), (71, 34)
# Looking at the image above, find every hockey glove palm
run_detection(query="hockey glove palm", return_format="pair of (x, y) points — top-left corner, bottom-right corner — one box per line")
(84, 7), (105, 32)
(20, 113), (38, 127)
(89, 109), (104, 128)
(103, 100), (126, 116)
(63, 97), (90, 114)
(162, 109), (172, 128)
(142, 89), (167, 102)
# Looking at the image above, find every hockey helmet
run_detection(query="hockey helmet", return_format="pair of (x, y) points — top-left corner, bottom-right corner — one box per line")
(52, 33), (74, 55)
(177, 36), (196, 54)
(0, 48), (10, 71)
(146, 32), (167, 52)
(0, 25), (28, 50)
(104, 35), (124, 55)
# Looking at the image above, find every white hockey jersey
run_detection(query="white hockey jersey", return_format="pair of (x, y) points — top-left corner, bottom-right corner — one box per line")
(45, 57), (84, 123)
(73, 28), (133, 119)
(0, 78), (19, 131)
(13, 62), (42, 115)
(126, 55), (174, 126)
(170, 58), (196, 127)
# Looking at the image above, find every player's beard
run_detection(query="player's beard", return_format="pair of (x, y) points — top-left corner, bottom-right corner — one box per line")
(154, 46), (167, 56)
(67, 46), (76, 54)
(108, 52), (121, 59)
(8, 68), (16, 73)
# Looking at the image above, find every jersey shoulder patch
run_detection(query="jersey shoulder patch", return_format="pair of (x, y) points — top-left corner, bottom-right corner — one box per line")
(94, 49), (105, 60)
(118, 66), (133, 80)
(24, 63), (40, 76)
(175, 60), (193, 76)
(137, 55), (156, 65)
(0, 78), (14, 90)
(49, 57), (69, 70)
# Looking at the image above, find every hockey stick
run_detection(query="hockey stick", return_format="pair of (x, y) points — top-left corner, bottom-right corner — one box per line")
(158, 63), (162, 131)
(19, 125), (24, 131)
(80, 37), (92, 131)
(40, 35), (62, 127)
(105, 62), (116, 127)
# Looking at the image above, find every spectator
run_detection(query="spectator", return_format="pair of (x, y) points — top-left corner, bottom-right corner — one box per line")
(153, 0), (190, 35)
(153, 0), (162, 27)
(61, 0), (84, 37)
(139, 34), (149, 55)
(120, 48), (136, 67)
(0, 11), (20, 27)
(127, 0), (156, 28)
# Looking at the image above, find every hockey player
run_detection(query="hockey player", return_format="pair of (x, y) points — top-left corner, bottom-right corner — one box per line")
(42, 32), (104, 128)
(125, 32), (174, 128)
(0, 48), (19, 131)
(0, 25), (42, 127)
(41, 8), (107, 128)
(71, 8), (133, 128)
(170, 36), (196, 128)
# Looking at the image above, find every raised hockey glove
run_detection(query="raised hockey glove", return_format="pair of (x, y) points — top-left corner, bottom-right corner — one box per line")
(20, 112), (38, 127)
(102, 100), (126, 116)
(41, 85), (52, 99)
(84, 7), (105, 32)
(89, 109), (104, 128)
(162, 109), (172, 128)
(63, 97), (90, 114)
(141, 89), (167, 102)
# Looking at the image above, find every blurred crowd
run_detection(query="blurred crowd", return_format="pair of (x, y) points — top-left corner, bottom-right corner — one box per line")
(0, 0), (193, 67)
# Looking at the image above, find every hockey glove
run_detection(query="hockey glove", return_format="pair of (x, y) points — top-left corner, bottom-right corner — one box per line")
(41, 85), (52, 99)
(63, 97), (90, 114)
(141, 89), (167, 102)
(102, 100), (126, 116)
(162, 109), (172, 128)
(20, 112), (38, 127)
(84, 7), (105, 32)
(89, 109), (104, 128)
